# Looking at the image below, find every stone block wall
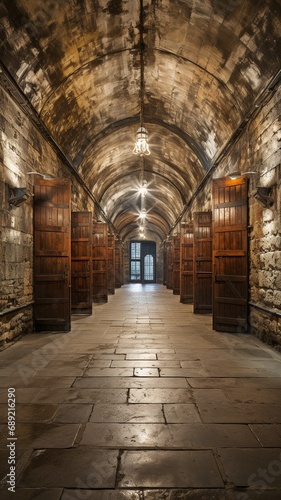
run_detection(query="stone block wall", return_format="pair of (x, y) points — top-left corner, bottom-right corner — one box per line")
(180, 85), (281, 349)
(0, 87), (95, 346)
(248, 87), (281, 349)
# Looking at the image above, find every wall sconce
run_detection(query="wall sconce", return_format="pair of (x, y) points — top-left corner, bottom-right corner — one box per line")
(8, 187), (30, 207)
(254, 186), (274, 208)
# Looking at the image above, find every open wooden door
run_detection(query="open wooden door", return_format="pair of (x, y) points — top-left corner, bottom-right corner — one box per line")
(92, 221), (108, 303)
(115, 239), (123, 288)
(71, 212), (93, 314)
(172, 235), (180, 295)
(213, 177), (248, 332)
(34, 178), (71, 331)
(193, 212), (212, 314)
(108, 233), (115, 294)
(180, 222), (194, 304)
(166, 240), (173, 290)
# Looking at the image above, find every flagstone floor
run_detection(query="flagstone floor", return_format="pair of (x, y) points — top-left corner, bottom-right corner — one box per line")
(1, 284), (281, 499)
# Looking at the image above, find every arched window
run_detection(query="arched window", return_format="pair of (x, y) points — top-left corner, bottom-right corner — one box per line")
(144, 254), (154, 281)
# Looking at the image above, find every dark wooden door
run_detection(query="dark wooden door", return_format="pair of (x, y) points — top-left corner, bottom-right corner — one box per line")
(173, 235), (180, 295)
(115, 239), (123, 288)
(213, 177), (248, 332)
(193, 212), (212, 314)
(71, 212), (93, 314)
(108, 233), (115, 294)
(180, 222), (194, 304)
(166, 240), (173, 289)
(34, 179), (71, 331)
(92, 221), (108, 303)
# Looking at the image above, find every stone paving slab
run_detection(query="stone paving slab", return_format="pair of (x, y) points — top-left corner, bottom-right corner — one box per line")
(111, 360), (181, 367)
(198, 402), (281, 423)
(187, 377), (281, 389)
(218, 448), (281, 487)
(17, 448), (118, 488)
(53, 403), (93, 423)
(163, 404), (201, 423)
(134, 368), (159, 377)
(90, 403), (164, 423)
(0, 423), (80, 448)
(115, 349), (175, 354)
(6, 404), (59, 423)
(0, 488), (63, 500)
(143, 490), (233, 500)
(85, 368), (134, 377)
(0, 388), (42, 404)
(249, 424), (281, 446)
(80, 422), (259, 448)
(62, 491), (143, 500)
(223, 387), (281, 404)
(73, 376), (189, 389)
(129, 388), (193, 404)
(87, 360), (112, 367)
(118, 450), (224, 488)
(160, 368), (210, 377)
(31, 388), (128, 404)
(126, 354), (158, 360)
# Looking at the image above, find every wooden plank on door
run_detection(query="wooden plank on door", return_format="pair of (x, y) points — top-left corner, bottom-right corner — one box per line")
(173, 235), (180, 295)
(212, 177), (248, 332)
(108, 233), (115, 294)
(193, 212), (212, 314)
(180, 222), (194, 304)
(34, 178), (71, 331)
(71, 212), (93, 314)
(92, 221), (108, 303)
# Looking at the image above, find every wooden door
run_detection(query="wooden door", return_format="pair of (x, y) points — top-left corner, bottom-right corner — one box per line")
(71, 212), (93, 314)
(173, 235), (180, 295)
(92, 221), (108, 303)
(115, 239), (123, 288)
(193, 212), (212, 314)
(166, 240), (173, 289)
(213, 177), (248, 332)
(34, 179), (71, 331)
(163, 242), (167, 286)
(180, 222), (194, 304)
(108, 233), (115, 294)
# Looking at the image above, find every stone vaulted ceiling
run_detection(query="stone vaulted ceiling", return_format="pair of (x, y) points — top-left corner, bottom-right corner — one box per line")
(0, 0), (281, 241)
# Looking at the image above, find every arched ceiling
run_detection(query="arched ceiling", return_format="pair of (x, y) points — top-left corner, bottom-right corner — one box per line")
(0, 0), (280, 241)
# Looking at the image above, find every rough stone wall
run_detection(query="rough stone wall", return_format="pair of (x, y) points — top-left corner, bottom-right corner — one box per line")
(248, 88), (281, 349)
(0, 87), (95, 346)
(180, 86), (281, 349)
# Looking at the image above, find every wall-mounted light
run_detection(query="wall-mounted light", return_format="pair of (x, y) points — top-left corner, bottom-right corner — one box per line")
(8, 186), (30, 207)
(27, 171), (55, 180)
(254, 186), (274, 208)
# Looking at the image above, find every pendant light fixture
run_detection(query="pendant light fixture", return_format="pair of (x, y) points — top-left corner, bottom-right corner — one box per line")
(133, 0), (150, 157)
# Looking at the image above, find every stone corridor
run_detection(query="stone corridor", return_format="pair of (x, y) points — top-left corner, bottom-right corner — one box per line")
(1, 284), (281, 499)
